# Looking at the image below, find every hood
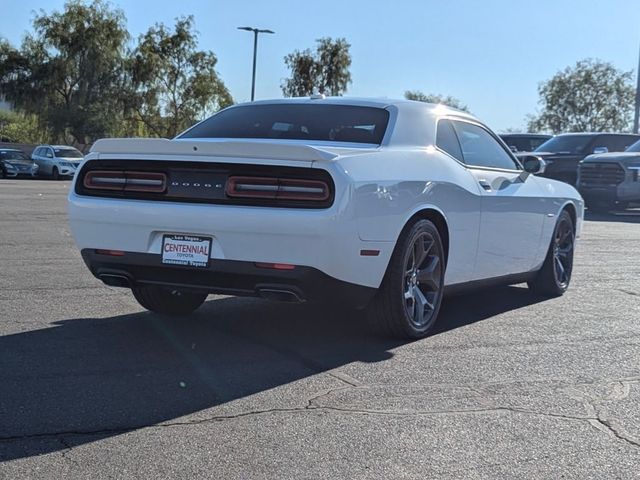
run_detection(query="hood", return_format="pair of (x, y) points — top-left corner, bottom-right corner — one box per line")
(517, 151), (580, 158)
(531, 151), (581, 158)
(582, 152), (640, 165)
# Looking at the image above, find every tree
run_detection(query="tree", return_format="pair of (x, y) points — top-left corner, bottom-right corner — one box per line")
(404, 91), (470, 112)
(0, 110), (47, 143)
(282, 38), (352, 97)
(0, 0), (129, 145)
(125, 16), (233, 138)
(528, 59), (635, 133)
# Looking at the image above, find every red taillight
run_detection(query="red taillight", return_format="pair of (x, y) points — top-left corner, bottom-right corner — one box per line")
(226, 176), (329, 201)
(95, 249), (125, 256)
(84, 171), (166, 193)
(254, 262), (296, 270)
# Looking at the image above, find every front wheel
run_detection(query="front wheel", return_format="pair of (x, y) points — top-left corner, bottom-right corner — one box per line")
(367, 219), (445, 339)
(528, 210), (575, 297)
(51, 167), (60, 181)
(131, 285), (208, 316)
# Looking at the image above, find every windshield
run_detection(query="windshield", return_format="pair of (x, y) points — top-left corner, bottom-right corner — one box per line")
(179, 104), (390, 144)
(626, 140), (640, 152)
(54, 148), (83, 159)
(0, 150), (30, 161)
(534, 135), (593, 154)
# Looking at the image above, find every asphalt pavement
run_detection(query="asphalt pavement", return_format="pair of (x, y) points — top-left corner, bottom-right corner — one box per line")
(1, 179), (639, 479)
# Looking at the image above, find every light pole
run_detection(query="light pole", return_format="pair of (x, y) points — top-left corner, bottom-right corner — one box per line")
(237, 26), (275, 101)
(634, 42), (640, 134)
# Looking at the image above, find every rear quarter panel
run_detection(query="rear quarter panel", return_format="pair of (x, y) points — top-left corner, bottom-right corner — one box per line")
(332, 148), (483, 286)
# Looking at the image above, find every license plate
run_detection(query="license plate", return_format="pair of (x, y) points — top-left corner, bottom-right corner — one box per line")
(161, 234), (212, 268)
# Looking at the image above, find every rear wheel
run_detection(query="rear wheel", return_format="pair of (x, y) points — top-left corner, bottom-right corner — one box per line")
(51, 167), (60, 180)
(131, 285), (207, 316)
(528, 210), (575, 297)
(367, 219), (445, 339)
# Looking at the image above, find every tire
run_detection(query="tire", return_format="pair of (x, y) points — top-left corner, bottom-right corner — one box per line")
(367, 219), (445, 339)
(528, 210), (575, 297)
(51, 167), (60, 181)
(0, 166), (5, 179)
(131, 285), (207, 316)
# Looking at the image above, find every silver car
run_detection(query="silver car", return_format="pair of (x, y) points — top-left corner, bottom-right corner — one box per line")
(32, 145), (84, 180)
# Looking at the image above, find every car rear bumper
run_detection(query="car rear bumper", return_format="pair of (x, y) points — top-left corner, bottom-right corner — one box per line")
(81, 249), (376, 308)
(68, 193), (394, 289)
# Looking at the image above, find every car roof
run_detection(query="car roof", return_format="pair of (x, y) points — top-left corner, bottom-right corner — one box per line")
(35, 145), (80, 149)
(0, 148), (22, 152)
(233, 96), (477, 120)
(554, 132), (640, 137)
(499, 133), (551, 137)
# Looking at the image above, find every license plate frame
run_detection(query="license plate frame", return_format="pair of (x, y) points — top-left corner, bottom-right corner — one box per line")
(161, 234), (212, 268)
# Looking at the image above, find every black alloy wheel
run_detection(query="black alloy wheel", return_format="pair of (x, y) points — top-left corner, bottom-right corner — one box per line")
(403, 231), (443, 329)
(551, 214), (574, 289)
(368, 219), (445, 339)
(528, 210), (575, 297)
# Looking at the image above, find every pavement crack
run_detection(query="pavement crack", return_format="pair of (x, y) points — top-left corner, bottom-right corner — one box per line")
(617, 288), (639, 296)
(591, 416), (640, 449)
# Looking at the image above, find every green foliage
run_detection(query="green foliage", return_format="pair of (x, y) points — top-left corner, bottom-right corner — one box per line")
(0, 2), (232, 144)
(0, 110), (48, 143)
(1, 0), (129, 144)
(125, 16), (233, 138)
(282, 38), (352, 97)
(528, 59), (635, 133)
(404, 91), (470, 112)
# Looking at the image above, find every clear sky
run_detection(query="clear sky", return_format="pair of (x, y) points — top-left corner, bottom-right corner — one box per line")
(2, 0), (640, 131)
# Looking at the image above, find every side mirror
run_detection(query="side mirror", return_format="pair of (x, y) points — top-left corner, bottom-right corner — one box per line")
(593, 146), (608, 154)
(521, 155), (546, 174)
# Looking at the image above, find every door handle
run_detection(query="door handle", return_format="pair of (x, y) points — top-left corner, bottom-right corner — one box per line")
(478, 179), (492, 191)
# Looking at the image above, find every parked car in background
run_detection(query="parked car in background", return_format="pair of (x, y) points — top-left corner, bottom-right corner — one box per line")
(69, 97), (583, 339)
(0, 149), (38, 178)
(0, 157), (18, 178)
(499, 133), (552, 153)
(521, 133), (640, 186)
(578, 138), (640, 212)
(32, 145), (84, 179)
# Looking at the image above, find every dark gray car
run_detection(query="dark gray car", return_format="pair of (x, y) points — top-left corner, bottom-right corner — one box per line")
(577, 139), (640, 212)
(0, 149), (39, 178)
(522, 133), (640, 186)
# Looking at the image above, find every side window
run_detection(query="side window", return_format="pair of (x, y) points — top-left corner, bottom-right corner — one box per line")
(592, 136), (618, 153)
(452, 121), (520, 170)
(33, 148), (41, 156)
(436, 119), (463, 162)
(616, 136), (639, 152)
(46, 148), (54, 158)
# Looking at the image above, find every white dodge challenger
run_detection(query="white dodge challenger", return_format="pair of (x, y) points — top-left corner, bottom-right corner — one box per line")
(68, 97), (583, 338)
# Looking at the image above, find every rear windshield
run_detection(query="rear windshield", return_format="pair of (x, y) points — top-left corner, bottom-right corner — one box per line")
(626, 140), (640, 152)
(54, 148), (83, 158)
(179, 104), (390, 144)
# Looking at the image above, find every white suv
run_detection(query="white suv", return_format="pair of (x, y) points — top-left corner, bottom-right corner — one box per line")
(32, 145), (84, 180)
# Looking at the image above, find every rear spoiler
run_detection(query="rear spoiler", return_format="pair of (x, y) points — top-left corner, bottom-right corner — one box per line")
(90, 138), (339, 162)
